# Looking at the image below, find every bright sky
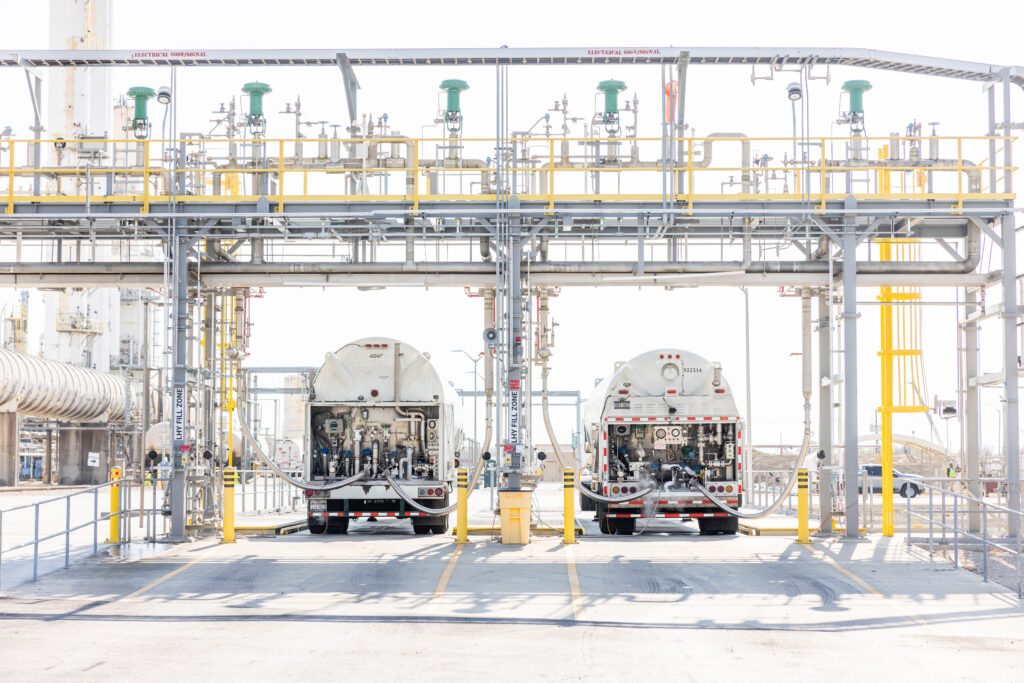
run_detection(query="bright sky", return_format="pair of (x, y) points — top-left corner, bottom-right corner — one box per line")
(0, 0), (1021, 459)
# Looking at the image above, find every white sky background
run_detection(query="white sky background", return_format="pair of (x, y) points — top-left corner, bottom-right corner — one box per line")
(0, 0), (1021, 457)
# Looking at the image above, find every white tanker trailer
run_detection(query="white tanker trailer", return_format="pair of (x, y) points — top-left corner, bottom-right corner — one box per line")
(583, 349), (743, 535)
(303, 338), (462, 535)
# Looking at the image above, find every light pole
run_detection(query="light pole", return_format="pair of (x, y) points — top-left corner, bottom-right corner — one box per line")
(741, 286), (753, 499)
(451, 349), (484, 470)
(787, 82), (803, 164)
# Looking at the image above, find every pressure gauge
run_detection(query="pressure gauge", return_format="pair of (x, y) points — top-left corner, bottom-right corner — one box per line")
(655, 428), (667, 439)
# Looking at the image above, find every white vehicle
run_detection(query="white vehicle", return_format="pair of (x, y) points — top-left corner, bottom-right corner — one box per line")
(273, 439), (302, 472)
(304, 338), (462, 535)
(584, 349), (743, 535)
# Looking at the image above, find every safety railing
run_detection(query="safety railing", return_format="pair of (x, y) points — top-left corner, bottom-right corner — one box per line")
(235, 468), (302, 515)
(748, 469), (826, 519)
(0, 135), (1015, 214)
(0, 478), (124, 592)
(906, 481), (1023, 600)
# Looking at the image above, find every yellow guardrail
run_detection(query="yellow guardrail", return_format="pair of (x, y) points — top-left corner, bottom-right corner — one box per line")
(0, 135), (1015, 215)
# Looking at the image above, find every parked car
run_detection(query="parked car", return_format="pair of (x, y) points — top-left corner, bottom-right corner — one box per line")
(857, 464), (924, 498)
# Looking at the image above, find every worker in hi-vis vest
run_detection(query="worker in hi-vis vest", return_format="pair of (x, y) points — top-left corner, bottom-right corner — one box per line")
(945, 462), (956, 478)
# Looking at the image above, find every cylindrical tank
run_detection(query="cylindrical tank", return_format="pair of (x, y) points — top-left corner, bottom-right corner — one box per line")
(306, 337), (463, 533)
(585, 348), (739, 428)
(314, 337), (449, 404)
(0, 347), (127, 422)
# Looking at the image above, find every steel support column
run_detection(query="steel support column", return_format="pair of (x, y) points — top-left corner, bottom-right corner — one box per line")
(842, 232), (860, 539)
(964, 286), (981, 531)
(818, 290), (833, 532)
(168, 231), (189, 542)
(1002, 212), (1020, 537)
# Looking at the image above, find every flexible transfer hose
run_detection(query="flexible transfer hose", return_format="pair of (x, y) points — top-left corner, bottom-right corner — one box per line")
(238, 409), (370, 491)
(539, 353), (655, 505)
(384, 454), (488, 516)
(681, 289), (814, 520)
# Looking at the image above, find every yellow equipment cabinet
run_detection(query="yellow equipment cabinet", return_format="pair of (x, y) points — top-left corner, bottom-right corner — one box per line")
(499, 490), (532, 545)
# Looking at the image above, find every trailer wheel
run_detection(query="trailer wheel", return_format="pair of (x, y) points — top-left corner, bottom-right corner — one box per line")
(611, 518), (635, 535)
(326, 518), (349, 534)
(579, 489), (596, 512)
(308, 518), (328, 535)
(698, 517), (738, 535)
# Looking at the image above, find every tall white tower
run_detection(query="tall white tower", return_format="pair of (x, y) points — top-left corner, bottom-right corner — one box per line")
(42, 0), (120, 372)
(46, 0), (112, 144)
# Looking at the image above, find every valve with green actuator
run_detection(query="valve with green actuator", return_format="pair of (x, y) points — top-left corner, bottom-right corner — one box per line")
(841, 79), (872, 114)
(841, 79), (871, 134)
(127, 87), (156, 140)
(440, 79), (469, 133)
(597, 79), (627, 134)
(242, 81), (273, 136)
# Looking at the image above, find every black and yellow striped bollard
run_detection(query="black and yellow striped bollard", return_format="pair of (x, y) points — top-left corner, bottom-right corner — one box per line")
(455, 468), (469, 544)
(796, 467), (812, 544)
(562, 469), (578, 545)
(221, 466), (237, 544)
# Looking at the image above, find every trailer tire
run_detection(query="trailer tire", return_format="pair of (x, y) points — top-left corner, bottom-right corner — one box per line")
(698, 516), (738, 535)
(326, 517), (349, 534)
(308, 518), (328, 535)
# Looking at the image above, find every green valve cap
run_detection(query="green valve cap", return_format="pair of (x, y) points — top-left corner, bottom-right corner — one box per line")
(127, 86), (156, 121)
(842, 79), (872, 114)
(597, 79), (627, 114)
(440, 79), (470, 114)
(242, 81), (273, 118)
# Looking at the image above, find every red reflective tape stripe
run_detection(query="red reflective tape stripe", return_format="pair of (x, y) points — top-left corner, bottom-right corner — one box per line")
(615, 417), (625, 422)
(703, 417), (712, 421)
(687, 416), (696, 421)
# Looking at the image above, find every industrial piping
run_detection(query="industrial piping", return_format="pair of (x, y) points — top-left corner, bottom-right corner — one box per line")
(0, 347), (128, 422)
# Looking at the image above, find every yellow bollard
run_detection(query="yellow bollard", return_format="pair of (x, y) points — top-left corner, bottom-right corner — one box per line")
(105, 466), (122, 544)
(221, 466), (236, 543)
(455, 468), (469, 544)
(796, 467), (812, 544)
(562, 468), (578, 545)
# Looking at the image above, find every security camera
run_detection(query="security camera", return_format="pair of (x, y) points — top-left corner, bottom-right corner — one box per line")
(786, 82), (803, 101)
(157, 86), (172, 105)
(816, 449), (826, 461)
(537, 452), (547, 461)
(482, 451), (492, 461)
(483, 327), (498, 347)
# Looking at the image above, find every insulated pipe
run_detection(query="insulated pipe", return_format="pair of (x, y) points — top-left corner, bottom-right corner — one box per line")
(237, 407), (370, 491)
(689, 288), (813, 519)
(0, 348), (127, 422)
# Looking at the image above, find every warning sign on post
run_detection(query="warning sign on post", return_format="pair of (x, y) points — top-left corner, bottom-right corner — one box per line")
(509, 380), (520, 443)
(172, 386), (185, 442)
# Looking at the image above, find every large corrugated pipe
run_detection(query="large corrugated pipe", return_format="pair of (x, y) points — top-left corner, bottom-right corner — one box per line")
(0, 348), (126, 422)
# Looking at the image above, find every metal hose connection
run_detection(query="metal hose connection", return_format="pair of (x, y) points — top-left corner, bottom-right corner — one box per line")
(237, 406), (369, 491)
(384, 454), (489, 516)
